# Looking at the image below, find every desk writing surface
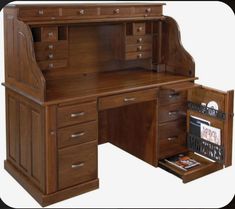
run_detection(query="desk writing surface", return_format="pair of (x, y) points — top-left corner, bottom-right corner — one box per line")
(46, 68), (197, 103)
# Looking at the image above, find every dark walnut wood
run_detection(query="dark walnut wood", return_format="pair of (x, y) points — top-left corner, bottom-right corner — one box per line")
(2, 3), (234, 207)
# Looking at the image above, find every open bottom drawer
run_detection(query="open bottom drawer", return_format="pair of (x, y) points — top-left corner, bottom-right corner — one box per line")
(159, 152), (223, 183)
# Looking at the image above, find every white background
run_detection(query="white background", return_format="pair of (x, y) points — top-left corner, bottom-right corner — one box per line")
(0, 1), (235, 208)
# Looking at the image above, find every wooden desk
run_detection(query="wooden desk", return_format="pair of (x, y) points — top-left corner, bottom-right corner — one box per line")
(2, 3), (234, 206)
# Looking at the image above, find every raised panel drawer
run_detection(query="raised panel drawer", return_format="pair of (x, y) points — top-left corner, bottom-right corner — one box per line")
(58, 141), (97, 190)
(38, 59), (68, 71)
(62, 7), (98, 17)
(159, 103), (187, 123)
(58, 121), (97, 148)
(134, 6), (162, 17)
(100, 7), (131, 16)
(125, 51), (152, 60)
(98, 89), (157, 111)
(125, 44), (152, 53)
(159, 90), (187, 105)
(19, 8), (59, 18)
(57, 101), (97, 128)
(126, 35), (152, 45)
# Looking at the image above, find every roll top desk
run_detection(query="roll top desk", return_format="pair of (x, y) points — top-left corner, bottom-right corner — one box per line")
(2, 3), (234, 206)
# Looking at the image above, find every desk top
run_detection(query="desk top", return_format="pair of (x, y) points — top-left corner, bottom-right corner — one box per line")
(46, 68), (197, 104)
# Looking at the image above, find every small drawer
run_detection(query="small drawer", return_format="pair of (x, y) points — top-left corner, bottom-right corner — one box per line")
(58, 141), (97, 190)
(38, 59), (68, 71)
(57, 101), (97, 128)
(126, 35), (152, 45)
(99, 89), (157, 111)
(133, 23), (146, 35)
(159, 90), (187, 105)
(125, 51), (152, 60)
(100, 7), (131, 16)
(134, 6), (162, 17)
(62, 7), (98, 17)
(19, 8), (59, 18)
(35, 50), (68, 61)
(125, 44), (152, 53)
(58, 121), (98, 148)
(34, 41), (68, 53)
(41, 27), (58, 42)
(159, 103), (187, 123)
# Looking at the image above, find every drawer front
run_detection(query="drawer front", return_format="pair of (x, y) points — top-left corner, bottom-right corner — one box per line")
(126, 35), (152, 45)
(100, 7), (131, 16)
(58, 121), (97, 148)
(62, 7), (98, 17)
(125, 44), (152, 53)
(58, 101), (97, 128)
(41, 27), (58, 42)
(125, 51), (152, 60)
(35, 49), (68, 61)
(134, 6), (162, 17)
(34, 41), (68, 53)
(99, 89), (157, 111)
(58, 141), (97, 190)
(38, 59), (68, 71)
(159, 90), (187, 105)
(19, 8), (59, 18)
(133, 23), (146, 35)
(159, 103), (187, 123)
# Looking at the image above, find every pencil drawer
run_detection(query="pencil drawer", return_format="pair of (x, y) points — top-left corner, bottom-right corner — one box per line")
(134, 6), (162, 17)
(98, 89), (157, 111)
(159, 90), (187, 105)
(58, 121), (98, 148)
(100, 7), (131, 17)
(19, 8), (59, 18)
(159, 103), (187, 123)
(58, 141), (97, 190)
(62, 7), (98, 17)
(57, 101), (97, 128)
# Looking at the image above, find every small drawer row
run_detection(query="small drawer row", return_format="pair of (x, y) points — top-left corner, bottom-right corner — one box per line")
(57, 101), (98, 190)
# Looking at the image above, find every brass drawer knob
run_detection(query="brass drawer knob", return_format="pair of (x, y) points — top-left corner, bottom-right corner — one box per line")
(48, 44), (54, 50)
(79, 9), (85, 15)
(137, 53), (143, 59)
(48, 63), (54, 69)
(38, 9), (44, 15)
(137, 38), (143, 43)
(137, 46), (142, 51)
(48, 53), (54, 59)
(113, 8), (120, 14)
(146, 8), (152, 13)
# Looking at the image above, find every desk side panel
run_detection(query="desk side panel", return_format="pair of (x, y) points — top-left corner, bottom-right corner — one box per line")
(4, 8), (46, 101)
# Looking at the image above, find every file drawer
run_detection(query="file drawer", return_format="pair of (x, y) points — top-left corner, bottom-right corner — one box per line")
(57, 101), (97, 128)
(58, 121), (98, 148)
(58, 141), (97, 190)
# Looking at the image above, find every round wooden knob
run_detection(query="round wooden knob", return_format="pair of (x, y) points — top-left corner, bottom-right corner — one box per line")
(48, 32), (54, 37)
(49, 63), (54, 69)
(48, 54), (54, 59)
(137, 38), (142, 43)
(138, 27), (143, 32)
(137, 46), (142, 51)
(146, 8), (151, 13)
(38, 9), (44, 15)
(137, 53), (143, 59)
(48, 44), (54, 50)
(113, 8), (120, 14)
(79, 9), (85, 15)
(50, 131), (55, 135)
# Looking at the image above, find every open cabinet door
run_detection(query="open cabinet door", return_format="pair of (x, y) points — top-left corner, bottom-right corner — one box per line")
(159, 84), (234, 183)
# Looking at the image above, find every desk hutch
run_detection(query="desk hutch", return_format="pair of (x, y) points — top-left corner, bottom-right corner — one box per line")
(2, 3), (234, 206)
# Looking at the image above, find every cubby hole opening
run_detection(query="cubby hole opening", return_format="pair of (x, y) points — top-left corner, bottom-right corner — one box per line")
(31, 27), (41, 42)
(125, 23), (133, 36)
(58, 26), (68, 41)
(145, 22), (152, 34)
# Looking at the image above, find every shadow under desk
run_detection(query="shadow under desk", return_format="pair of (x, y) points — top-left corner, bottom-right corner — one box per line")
(45, 68), (197, 104)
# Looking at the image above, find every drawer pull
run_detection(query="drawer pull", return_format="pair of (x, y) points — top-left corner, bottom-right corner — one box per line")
(167, 136), (177, 141)
(113, 8), (120, 14)
(169, 92), (180, 99)
(137, 46), (142, 51)
(71, 132), (85, 138)
(79, 9), (85, 15)
(48, 63), (54, 69)
(137, 38), (143, 43)
(48, 32), (54, 37)
(168, 110), (179, 116)
(48, 53), (54, 59)
(137, 53), (143, 59)
(146, 8), (152, 13)
(137, 27), (143, 32)
(38, 9), (44, 15)
(71, 112), (85, 118)
(124, 97), (136, 102)
(48, 44), (54, 50)
(71, 162), (84, 169)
